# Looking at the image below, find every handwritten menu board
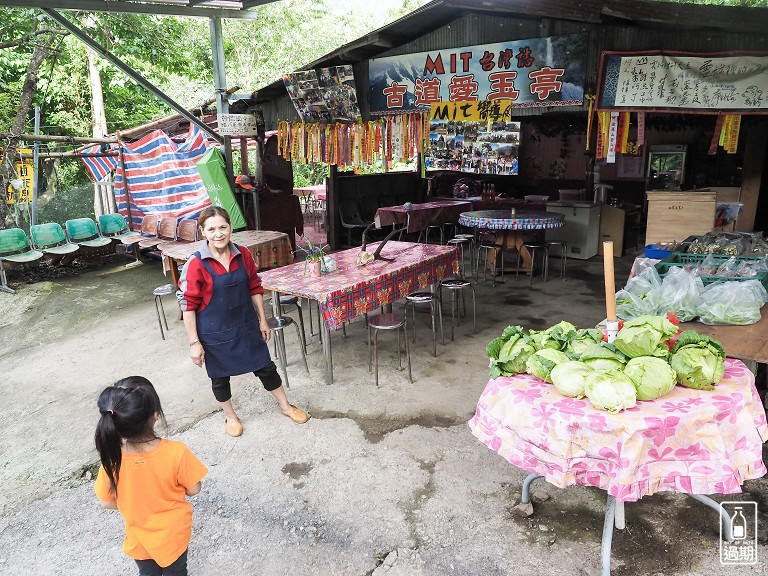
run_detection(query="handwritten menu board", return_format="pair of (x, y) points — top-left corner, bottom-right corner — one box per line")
(598, 52), (768, 112)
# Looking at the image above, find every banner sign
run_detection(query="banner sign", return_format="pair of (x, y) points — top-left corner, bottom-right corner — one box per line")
(369, 34), (586, 115)
(429, 100), (514, 122)
(598, 51), (768, 113)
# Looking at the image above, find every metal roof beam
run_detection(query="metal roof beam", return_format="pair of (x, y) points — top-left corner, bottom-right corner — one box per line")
(0, 0), (271, 20)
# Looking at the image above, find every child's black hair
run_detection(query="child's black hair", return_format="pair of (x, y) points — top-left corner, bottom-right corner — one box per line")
(94, 376), (166, 497)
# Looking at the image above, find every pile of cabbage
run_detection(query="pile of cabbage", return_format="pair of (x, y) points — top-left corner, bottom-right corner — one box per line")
(486, 316), (726, 413)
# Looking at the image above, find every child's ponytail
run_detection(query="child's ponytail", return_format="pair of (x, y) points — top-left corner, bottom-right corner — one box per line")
(94, 377), (163, 497)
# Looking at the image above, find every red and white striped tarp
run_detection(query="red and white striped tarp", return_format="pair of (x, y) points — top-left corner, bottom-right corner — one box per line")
(114, 124), (211, 228)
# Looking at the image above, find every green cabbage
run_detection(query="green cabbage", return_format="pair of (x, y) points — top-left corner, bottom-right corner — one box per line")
(584, 369), (638, 413)
(487, 326), (536, 378)
(669, 330), (726, 390)
(564, 328), (604, 360)
(612, 315), (679, 358)
(579, 342), (628, 371)
(529, 321), (577, 351)
(525, 348), (571, 383)
(551, 361), (593, 398)
(623, 356), (677, 401)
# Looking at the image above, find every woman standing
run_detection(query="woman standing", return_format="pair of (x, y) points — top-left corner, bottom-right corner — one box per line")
(177, 206), (308, 437)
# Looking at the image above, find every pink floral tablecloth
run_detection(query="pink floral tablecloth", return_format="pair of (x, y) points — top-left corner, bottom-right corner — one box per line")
(458, 209), (564, 231)
(469, 358), (768, 502)
(258, 241), (460, 330)
(375, 200), (472, 233)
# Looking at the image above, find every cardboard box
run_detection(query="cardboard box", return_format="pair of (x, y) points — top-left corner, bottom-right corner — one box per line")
(645, 191), (716, 245)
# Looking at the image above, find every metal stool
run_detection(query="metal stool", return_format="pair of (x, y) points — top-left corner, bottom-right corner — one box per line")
(454, 233), (476, 274)
(367, 312), (412, 388)
(545, 241), (567, 280)
(404, 290), (443, 357)
(476, 233), (504, 286)
(518, 243), (548, 284)
(267, 315), (309, 389)
(153, 283), (177, 340)
(277, 295), (308, 350)
(419, 224), (444, 245)
(446, 236), (471, 276)
(437, 276), (477, 342)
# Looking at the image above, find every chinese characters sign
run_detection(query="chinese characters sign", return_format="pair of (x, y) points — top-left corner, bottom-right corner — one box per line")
(599, 52), (768, 112)
(283, 65), (361, 123)
(369, 34), (586, 115)
(429, 100), (514, 122)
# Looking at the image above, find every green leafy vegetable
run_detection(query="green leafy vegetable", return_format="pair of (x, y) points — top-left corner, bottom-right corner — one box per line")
(551, 361), (593, 398)
(612, 315), (678, 358)
(564, 328), (604, 360)
(525, 348), (571, 383)
(579, 342), (628, 371)
(623, 357), (677, 401)
(669, 330), (726, 390)
(584, 370), (638, 413)
(487, 326), (535, 378)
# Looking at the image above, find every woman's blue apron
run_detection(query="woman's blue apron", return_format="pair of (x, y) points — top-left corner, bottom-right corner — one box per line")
(195, 249), (271, 378)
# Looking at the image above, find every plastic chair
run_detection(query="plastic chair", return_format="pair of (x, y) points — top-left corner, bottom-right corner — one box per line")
(176, 219), (199, 243)
(98, 213), (141, 242)
(139, 216), (177, 249)
(29, 223), (79, 256)
(0, 228), (43, 294)
(64, 217), (112, 248)
(367, 312), (412, 388)
(404, 290), (443, 357)
(339, 200), (371, 246)
(437, 276), (477, 341)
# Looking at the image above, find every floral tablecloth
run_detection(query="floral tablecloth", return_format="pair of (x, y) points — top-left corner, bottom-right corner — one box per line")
(258, 241), (460, 330)
(375, 200), (472, 233)
(469, 358), (768, 502)
(458, 209), (565, 231)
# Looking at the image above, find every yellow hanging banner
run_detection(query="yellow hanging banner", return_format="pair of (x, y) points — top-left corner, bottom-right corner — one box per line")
(2, 148), (34, 205)
(429, 100), (514, 122)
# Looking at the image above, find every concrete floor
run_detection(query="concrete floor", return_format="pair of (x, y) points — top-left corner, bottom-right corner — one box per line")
(0, 245), (765, 575)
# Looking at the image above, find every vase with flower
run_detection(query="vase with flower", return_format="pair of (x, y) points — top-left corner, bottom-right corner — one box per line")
(296, 236), (329, 277)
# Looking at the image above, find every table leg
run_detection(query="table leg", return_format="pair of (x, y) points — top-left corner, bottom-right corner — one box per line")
(269, 290), (290, 388)
(614, 501), (625, 530)
(601, 495), (616, 576)
(483, 231), (532, 274)
(320, 323), (333, 385)
(520, 473), (544, 503)
(686, 494), (734, 541)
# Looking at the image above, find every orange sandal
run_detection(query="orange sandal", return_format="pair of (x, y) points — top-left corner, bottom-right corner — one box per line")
(281, 404), (309, 424)
(225, 418), (243, 437)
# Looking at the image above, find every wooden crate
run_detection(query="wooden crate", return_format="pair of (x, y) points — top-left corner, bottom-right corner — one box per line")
(645, 191), (716, 245)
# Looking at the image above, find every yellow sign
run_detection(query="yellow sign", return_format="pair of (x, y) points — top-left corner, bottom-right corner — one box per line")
(429, 100), (514, 123)
(2, 148), (33, 205)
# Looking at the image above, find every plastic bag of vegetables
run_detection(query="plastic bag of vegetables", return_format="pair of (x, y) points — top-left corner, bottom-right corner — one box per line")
(551, 361), (593, 398)
(623, 356), (677, 401)
(658, 267), (704, 323)
(487, 325), (537, 378)
(669, 330), (726, 390)
(579, 342), (628, 371)
(612, 315), (679, 358)
(525, 348), (571, 383)
(697, 279), (768, 326)
(584, 369), (637, 413)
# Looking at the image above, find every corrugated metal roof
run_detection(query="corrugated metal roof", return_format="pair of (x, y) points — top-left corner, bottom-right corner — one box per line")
(252, 0), (768, 103)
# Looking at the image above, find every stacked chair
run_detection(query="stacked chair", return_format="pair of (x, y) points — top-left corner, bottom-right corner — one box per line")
(0, 228), (43, 294)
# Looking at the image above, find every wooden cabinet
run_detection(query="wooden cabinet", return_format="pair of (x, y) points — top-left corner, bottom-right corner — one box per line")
(645, 191), (716, 245)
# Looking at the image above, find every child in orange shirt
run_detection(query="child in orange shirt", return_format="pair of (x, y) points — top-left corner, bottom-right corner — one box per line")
(94, 376), (208, 576)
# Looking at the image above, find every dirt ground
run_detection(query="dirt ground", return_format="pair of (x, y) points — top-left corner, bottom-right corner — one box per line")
(0, 251), (766, 575)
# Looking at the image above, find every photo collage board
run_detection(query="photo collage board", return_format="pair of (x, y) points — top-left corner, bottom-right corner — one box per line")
(426, 120), (520, 175)
(283, 65), (361, 123)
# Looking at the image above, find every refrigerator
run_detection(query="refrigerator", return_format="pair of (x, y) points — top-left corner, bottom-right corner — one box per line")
(545, 201), (601, 260)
